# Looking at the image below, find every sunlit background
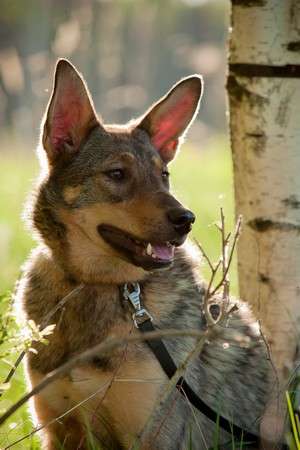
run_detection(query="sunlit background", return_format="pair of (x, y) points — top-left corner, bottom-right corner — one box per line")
(0, 0), (229, 142)
(0, 0), (235, 295)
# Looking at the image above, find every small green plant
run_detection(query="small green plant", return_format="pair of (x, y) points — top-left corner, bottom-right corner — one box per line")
(0, 291), (55, 394)
(0, 291), (56, 449)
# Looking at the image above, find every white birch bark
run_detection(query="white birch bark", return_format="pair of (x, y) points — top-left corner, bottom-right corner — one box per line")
(227, 0), (300, 442)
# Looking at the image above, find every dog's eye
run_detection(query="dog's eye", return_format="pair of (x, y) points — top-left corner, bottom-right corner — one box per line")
(105, 169), (126, 181)
(162, 170), (170, 180)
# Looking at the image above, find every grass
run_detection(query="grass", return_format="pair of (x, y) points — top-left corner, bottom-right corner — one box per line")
(0, 135), (237, 449)
(0, 153), (38, 293)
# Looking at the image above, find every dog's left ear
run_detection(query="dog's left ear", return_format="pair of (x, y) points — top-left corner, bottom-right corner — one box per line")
(137, 75), (203, 163)
(42, 59), (99, 165)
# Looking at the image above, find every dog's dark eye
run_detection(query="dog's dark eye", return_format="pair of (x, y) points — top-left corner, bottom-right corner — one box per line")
(105, 169), (126, 181)
(162, 170), (170, 180)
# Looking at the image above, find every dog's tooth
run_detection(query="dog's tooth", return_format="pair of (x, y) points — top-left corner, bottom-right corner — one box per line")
(146, 243), (152, 256)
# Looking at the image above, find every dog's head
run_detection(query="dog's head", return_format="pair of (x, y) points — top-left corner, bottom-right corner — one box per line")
(33, 59), (202, 283)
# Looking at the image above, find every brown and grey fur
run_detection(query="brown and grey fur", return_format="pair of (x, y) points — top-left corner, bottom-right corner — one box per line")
(17, 59), (273, 450)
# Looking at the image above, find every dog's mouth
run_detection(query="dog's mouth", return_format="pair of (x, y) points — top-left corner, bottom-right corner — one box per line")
(97, 224), (180, 270)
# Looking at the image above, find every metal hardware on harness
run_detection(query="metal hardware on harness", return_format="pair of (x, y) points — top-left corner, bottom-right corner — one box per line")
(123, 282), (153, 328)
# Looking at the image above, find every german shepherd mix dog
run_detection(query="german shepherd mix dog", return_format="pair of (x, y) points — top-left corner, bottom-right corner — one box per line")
(18, 59), (272, 450)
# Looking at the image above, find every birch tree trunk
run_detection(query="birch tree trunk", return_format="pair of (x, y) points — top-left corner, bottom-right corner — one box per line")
(227, 0), (300, 441)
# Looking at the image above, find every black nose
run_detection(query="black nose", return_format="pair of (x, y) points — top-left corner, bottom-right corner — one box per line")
(167, 208), (195, 234)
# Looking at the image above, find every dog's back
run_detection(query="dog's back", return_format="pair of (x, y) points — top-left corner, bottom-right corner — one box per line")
(18, 59), (271, 449)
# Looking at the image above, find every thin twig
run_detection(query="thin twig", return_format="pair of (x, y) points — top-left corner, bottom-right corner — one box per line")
(206, 259), (222, 299)
(194, 210), (242, 327)
(41, 284), (84, 328)
(210, 215), (242, 298)
(194, 238), (221, 306)
(195, 239), (214, 272)
(0, 351), (26, 392)
(220, 208), (230, 317)
(0, 328), (203, 428)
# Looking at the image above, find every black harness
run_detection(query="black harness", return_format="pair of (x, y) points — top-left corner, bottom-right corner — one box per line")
(122, 282), (286, 449)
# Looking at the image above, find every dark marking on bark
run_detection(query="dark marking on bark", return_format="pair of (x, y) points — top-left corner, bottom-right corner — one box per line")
(227, 75), (267, 107)
(259, 273), (270, 284)
(276, 92), (293, 127)
(229, 63), (300, 78)
(248, 218), (273, 232)
(245, 132), (264, 138)
(232, 0), (266, 6)
(287, 41), (300, 52)
(245, 132), (267, 156)
(248, 217), (300, 233)
(209, 304), (221, 322)
(290, 2), (300, 29)
(282, 195), (300, 210)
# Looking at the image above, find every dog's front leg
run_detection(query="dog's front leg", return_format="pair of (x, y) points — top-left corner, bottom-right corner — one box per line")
(31, 394), (87, 450)
(27, 368), (87, 450)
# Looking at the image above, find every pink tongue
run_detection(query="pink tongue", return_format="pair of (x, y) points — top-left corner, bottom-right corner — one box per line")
(152, 245), (174, 261)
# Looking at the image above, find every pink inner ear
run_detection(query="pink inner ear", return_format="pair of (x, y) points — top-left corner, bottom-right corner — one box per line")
(151, 94), (196, 151)
(155, 139), (178, 163)
(50, 89), (81, 151)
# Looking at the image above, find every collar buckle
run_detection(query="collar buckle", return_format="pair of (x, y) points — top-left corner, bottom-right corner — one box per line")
(123, 282), (153, 328)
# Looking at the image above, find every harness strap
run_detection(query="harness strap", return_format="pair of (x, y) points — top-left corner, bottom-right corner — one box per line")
(139, 318), (258, 446)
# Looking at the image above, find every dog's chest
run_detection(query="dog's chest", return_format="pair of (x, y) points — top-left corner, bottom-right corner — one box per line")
(32, 329), (165, 446)
(68, 355), (165, 438)
(30, 285), (167, 444)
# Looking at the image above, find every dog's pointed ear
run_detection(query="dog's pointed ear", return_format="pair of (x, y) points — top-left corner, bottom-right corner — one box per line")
(137, 75), (203, 163)
(42, 59), (98, 164)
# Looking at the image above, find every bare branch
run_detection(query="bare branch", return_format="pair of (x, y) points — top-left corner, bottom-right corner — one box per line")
(194, 238), (214, 272)
(0, 351), (26, 393)
(210, 214), (242, 298)
(194, 210), (242, 327)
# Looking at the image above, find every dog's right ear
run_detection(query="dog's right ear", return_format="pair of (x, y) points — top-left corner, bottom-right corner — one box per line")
(42, 59), (99, 165)
(137, 75), (202, 164)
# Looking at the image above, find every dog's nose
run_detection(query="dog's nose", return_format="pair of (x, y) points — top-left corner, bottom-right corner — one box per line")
(167, 208), (195, 234)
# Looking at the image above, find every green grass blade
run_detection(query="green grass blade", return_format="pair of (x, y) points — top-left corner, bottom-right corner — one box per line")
(286, 390), (300, 449)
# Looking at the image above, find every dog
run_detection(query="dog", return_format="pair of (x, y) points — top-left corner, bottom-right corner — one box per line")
(17, 59), (274, 450)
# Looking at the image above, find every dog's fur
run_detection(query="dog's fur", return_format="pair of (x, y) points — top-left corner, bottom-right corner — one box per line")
(17, 60), (273, 450)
